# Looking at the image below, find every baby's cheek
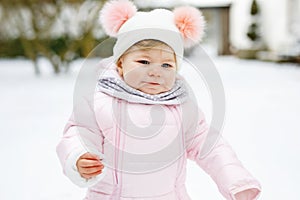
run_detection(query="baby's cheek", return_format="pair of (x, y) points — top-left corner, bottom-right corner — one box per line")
(164, 74), (176, 89)
(123, 70), (144, 89)
(123, 75), (137, 88)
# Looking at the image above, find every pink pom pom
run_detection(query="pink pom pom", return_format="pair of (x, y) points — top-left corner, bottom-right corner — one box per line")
(99, 0), (137, 37)
(173, 6), (206, 48)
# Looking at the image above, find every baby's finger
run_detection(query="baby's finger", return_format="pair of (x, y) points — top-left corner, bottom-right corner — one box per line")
(79, 159), (103, 167)
(81, 152), (101, 160)
(81, 165), (104, 174)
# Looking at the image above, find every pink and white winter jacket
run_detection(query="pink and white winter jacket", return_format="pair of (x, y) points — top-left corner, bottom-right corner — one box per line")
(56, 57), (261, 200)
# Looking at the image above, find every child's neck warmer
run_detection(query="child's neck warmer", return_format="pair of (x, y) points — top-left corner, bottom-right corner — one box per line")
(97, 77), (188, 105)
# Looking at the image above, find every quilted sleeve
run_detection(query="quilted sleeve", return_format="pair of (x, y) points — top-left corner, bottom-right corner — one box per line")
(56, 95), (107, 188)
(186, 110), (261, 200)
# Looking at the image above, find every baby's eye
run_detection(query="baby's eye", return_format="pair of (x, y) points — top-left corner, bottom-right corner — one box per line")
(161, 63), (173, 68)
(137, 60), (150, 65)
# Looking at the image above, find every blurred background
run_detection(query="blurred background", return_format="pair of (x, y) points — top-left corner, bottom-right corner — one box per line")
(0, 0), (299, 74)
(0, 0), (299, 200)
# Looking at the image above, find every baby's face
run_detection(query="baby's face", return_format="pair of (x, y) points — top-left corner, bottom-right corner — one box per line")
(117, 45), (177, 95)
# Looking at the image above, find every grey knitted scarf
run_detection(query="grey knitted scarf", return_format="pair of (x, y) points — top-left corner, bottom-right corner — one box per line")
(97, 77), (188, 105)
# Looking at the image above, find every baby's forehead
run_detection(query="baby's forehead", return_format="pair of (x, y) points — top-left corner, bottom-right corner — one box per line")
(128, 46), (176, 56)
(131, 48), (176, 61)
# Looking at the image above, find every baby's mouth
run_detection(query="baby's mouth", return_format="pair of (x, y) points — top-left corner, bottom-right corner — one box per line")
(147, 82), (160, 85)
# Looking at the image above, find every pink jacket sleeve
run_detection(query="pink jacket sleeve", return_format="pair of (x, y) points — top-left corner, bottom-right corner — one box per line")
(186, 112), (261, 200)
(56, 96), (107, 187)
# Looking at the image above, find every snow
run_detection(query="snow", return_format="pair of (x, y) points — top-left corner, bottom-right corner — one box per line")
(0, 54), (299, 200)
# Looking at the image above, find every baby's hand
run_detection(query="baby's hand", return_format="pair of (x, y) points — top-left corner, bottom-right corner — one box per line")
(76, 152), (104, 179)
(234, 188), (260, 200)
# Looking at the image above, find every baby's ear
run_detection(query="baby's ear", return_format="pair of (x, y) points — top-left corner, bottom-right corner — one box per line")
(116, 59), (124, 76)
(99, 0), (137, 37)
(173, 6), (206, 48)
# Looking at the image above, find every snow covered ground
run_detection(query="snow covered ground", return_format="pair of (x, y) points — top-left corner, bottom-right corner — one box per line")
(0, 54), (299, 200)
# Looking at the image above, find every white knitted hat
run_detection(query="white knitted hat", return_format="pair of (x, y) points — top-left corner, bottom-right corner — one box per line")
(99, 0), (206, 67)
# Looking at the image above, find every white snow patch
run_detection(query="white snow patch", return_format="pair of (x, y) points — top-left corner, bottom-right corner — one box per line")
(0, 55), (299, 199)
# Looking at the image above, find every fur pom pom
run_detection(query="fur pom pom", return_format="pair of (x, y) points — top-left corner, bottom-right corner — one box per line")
(99, 0), (137, 37)
(173, 6), (206, 48)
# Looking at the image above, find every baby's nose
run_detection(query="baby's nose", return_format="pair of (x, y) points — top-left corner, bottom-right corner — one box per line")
(147, 64), (162, 77)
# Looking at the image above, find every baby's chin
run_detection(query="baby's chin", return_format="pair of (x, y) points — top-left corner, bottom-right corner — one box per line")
(138, 86), (171, 95)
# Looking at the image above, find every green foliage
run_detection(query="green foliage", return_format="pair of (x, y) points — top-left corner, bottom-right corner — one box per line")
(49, 37), (69, 55)
(0, 0), (108, 74)
(247, 23), (260, 42)
(250, 0), (259, 15)
(0, 39), (25, 57)
(247, 0), (261, 43)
